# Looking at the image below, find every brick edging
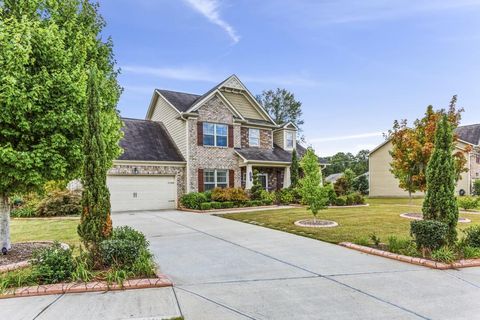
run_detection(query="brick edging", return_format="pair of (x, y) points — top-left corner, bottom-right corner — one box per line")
(339, 242), (480, 270)
(0, 275), (172, 299)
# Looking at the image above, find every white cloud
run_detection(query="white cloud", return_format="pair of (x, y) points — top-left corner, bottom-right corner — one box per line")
(309, 132), (384, 143)
(184, 0), (240, 44)
(121, 65), (322, 87)
(122, 65), (220, 82)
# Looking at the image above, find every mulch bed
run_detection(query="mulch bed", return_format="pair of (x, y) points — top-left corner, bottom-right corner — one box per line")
(294, 219), (338, 228)
(0, 242), (53, 266)
(400, 213), (471, 223)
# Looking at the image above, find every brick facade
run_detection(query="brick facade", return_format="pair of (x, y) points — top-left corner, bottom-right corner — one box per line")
(109, 164), (186, 198)
(187, 96), (242, 192)
(240, 127), (273, 149)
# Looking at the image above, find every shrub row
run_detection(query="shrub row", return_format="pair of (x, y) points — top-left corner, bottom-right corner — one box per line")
(457, 196), (479, 211)
(200, 199), (273, 210)
(330, 192), (365, 206)
(11, 190), (81, 218)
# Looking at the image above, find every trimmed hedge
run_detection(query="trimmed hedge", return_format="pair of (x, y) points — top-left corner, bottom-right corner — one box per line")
(464, 225), (480, 248)
(180, 192), (207, 209)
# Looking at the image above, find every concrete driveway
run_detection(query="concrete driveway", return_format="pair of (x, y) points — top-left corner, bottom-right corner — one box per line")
(116, 210), (480, 320)
(3, 210), (480, 319)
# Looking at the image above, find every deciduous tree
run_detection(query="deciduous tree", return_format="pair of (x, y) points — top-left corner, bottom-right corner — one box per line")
(0, 0), (122, 251)
(299, 148), (328, 220)
(256, 88), (304, 133)
(389, 97), (468, 201)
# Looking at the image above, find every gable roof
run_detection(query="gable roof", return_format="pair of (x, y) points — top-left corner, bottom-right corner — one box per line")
(118, 118), (185, 162)
(456, 124), (480, 146)
(156, 89), (201, 113)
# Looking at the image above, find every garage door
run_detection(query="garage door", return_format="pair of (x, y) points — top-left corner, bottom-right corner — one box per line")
(107, 175), (176, 212)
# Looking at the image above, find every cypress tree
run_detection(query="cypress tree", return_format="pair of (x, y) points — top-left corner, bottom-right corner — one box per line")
(78, 68), (113, 256)
(422, 114), (459, 244)
(290, 149), (300, 187)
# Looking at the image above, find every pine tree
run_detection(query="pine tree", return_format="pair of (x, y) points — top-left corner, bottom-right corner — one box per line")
(422, 114), (459, 244)
(78, 68), (113, 256)
(290, 149), (300, 187)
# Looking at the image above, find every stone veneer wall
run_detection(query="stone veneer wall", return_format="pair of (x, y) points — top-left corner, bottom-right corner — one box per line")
(109, 164), (186, 198)
(240, 127), (273, 149)
(187, 95), (242, 192)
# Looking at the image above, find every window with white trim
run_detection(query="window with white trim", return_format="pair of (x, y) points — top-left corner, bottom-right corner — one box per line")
(203, 122), (228, 147)
(286, 131), (294, 149)
(249, 128), (260, 147)
(204, 169), (228, 191)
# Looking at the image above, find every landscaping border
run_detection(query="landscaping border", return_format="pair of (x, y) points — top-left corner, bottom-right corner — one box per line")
(1, 274), (172, 299)
(340, 242), (480, 270)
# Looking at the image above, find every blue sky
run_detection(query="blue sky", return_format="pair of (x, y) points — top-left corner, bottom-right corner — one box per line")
(100, 0), (480, 156)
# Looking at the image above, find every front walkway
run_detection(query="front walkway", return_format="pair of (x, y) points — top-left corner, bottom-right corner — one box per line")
(3, 210), (480, 319)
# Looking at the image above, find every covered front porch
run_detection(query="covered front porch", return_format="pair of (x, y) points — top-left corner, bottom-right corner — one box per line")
(240, 163), (291, 191)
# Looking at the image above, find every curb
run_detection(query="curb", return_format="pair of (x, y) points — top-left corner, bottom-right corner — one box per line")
(0, 275), (173, 299)
(340, 242), (480, 270)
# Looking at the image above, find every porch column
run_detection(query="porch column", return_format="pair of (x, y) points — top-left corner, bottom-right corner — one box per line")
(246, 164), (253, 189)
(283, 166), (291, 188)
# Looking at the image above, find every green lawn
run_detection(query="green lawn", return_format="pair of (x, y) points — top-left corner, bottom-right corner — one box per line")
(11, 217), (80, 247)
(220, 198), (480, 244)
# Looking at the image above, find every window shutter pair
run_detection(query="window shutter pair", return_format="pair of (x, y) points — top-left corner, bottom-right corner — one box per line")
(197, 121), (234, 148)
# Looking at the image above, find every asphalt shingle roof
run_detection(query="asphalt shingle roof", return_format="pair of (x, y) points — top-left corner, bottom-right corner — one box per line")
(118, 118), (185, 162)
(456, 124), (480, 146)
(236, 146), (292, 162)
(156, 89), (201, 113)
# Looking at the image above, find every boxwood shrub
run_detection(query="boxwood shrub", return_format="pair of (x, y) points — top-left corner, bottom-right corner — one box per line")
(464, 225), (480, 248)
(180, 192), (207, 209)
(100, 226), (149, 268)
(410, 220), (448, 251)
(200, 202), (212, 210)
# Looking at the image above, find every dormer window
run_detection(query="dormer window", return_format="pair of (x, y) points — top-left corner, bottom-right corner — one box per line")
(249, 128), (260, 147)
(286, 131), (294, 149)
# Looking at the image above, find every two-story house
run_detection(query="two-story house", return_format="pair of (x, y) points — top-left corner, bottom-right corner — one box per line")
(107, 75), (316, 212)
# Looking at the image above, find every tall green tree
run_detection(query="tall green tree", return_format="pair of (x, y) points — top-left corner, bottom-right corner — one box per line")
(299, 148), (328, 221)
(0, 0), (122, 251)
(290, 149), (300, 187)
(78, 68), (112, 254)
(389, 99), (467, 201)
(323, 151), (369, 177)
(256, 88), (304, 131)
(422, 114), (459, 244)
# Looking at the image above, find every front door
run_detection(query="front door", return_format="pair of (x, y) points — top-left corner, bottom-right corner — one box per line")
(258, 173), (268, 190)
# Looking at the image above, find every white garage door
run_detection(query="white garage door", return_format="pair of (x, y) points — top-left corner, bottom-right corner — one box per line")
(107, 175), (176, 212)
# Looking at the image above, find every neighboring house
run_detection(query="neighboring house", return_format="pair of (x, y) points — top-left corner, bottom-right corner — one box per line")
(325, 173), (343, 184)
(369, 124), (480, 197)
(107, 75), (324, 212)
